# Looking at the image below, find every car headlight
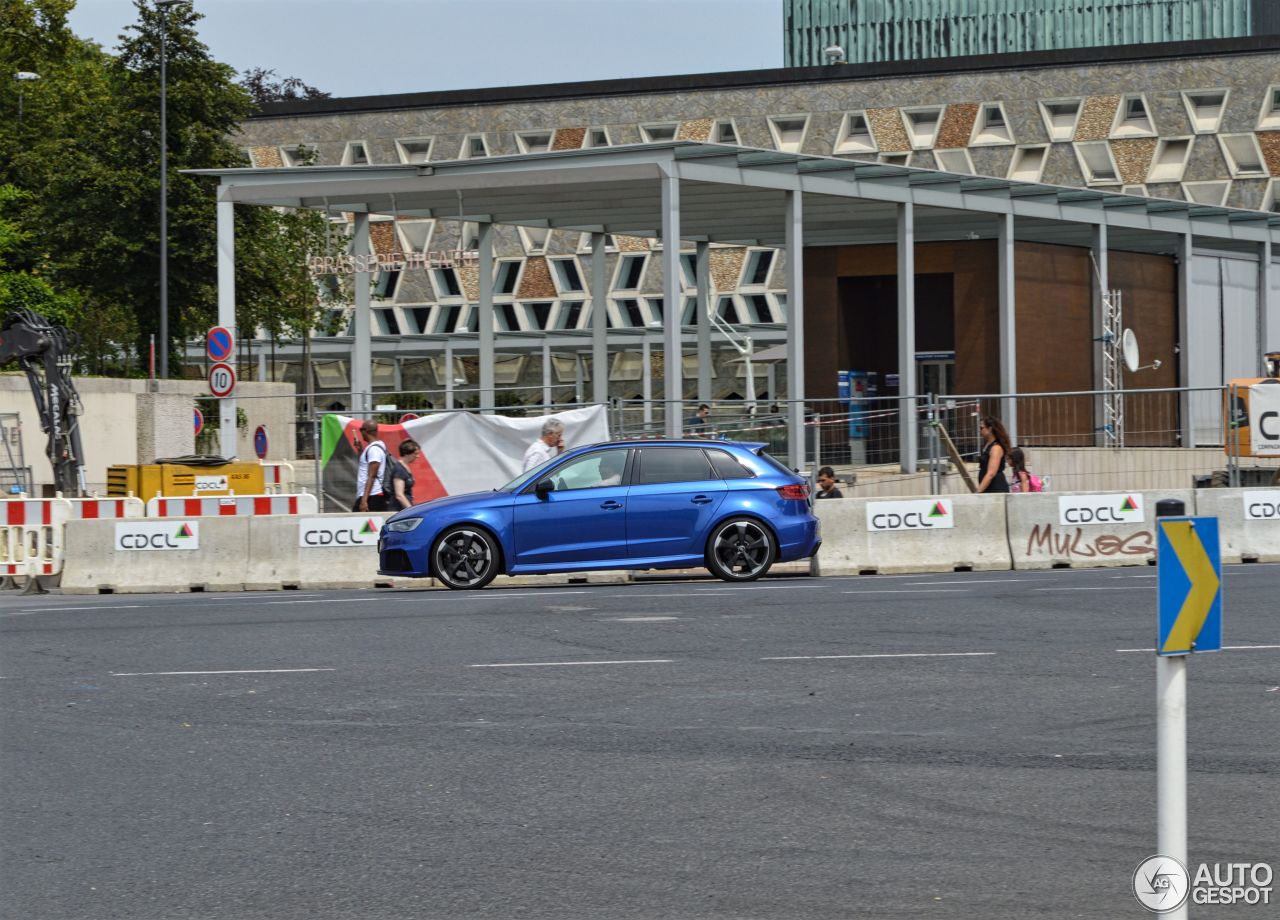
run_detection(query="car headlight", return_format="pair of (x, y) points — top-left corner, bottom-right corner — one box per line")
(386, 518), (423, 533)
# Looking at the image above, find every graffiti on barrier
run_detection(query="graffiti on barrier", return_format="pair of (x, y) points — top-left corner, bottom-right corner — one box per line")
(1025, 523), (1154, 559)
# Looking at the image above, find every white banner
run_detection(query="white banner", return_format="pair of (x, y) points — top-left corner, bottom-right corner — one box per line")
(866, 499), (954, 532)
(1058, 494), (1144, 525)
(299, 517), (381, 548)
(115, 520), (200, 551)
(1250, 384), (1280, 456)
(1243, 490), (1280, 520)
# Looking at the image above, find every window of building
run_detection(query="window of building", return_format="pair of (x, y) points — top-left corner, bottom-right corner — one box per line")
(279, 144), (318, 167)
(375, 308), (400, 335)
(878, 152), (912, 167)
(1038, 98), (1082, 142)
(933, 148), (974, 174)
(434, 267), (462, 298)
(971, 103), (1012, 145)
(397, 219), (433, 253)
(1147, 137), (1193, 183)
(901, 106), (943, 149)
(494, 260), (521, 295)
(1121, 184), (1148, 197)
(834, 111), (876, 154)
(640, 123), (679, 142)
(1180, 90), (1228, 134)
(556, 301), (585, 329)
(742, 249), (774, 287)
(1007, 145), (1048, 182)
(715, 294), (743, 324)
(519, 226), (550, 255)
(550, 258), (584, 293)
(524, 301), (554, 329)
(679, 253), (698, 288)
(741, 294), (772, 324)
(636, 447), (714, 485)
(462, 305), (479, 333)
(516, 131), (553, 154)
(342, 141), (370, 165)
(494, 303), (521, 331)
(1074, 141), (1119, 185)
(713, 120), (740, 144)
(394, 137), (434, 164)
(612, 298), (644, 327)
(373, 270), (400, 299)
(433, 304), (462, 333)
(644, 297), (663, 325)
(458, 221), (480, 251)
(615, 254), (646, 290)
(681, 296), (698, 325)
(1112, 94), (1155, 138)
(407, 307), (431, 334)
(1219, 134), (1267, 177)
(1181, 180), (1232, 206)
(1258, 85), (1280, 131)
(1263, 179), (1280, 212)
(460, 134), (489, 159)
(586, 127), (611, 148)
(768, 115), (809, 153)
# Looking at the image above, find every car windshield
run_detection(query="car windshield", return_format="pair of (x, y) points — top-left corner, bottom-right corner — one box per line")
(497, 454), (561, 492)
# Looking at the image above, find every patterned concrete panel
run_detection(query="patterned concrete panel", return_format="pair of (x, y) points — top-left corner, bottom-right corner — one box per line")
(1039, 142), (1087, 187)
(710, 248), (746, 292)
(936, 103), (978, 148)
(1182, 135), (1231, 182)
(614, 235), (649, 253)
(1226, 177), (1270, 210)
(1075, 95), (1120, 141)
(516, 257), (556, 300)
(1111, 138), (1158, 185)
(677, 118), (713, 141)
(396, 273), (435, 303)
(970, 145), (1014, 178)
(1148, 92), (1190, 137)
(1258, 131), (1280, 177)
(457, 262), (480, 301)
(370, 222), (397, 255)
(551, 127), (586, 150)
(1004, 99), (1048, 145)
(867, 107), (910, 152)
(248, 145), (282, 168)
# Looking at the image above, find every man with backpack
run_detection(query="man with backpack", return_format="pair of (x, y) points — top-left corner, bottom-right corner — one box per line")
(353, 419), (389, 512)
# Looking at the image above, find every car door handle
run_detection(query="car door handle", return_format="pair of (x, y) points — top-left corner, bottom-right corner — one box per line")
(600, 500), (623, 510)
(691, 495), (713, 504)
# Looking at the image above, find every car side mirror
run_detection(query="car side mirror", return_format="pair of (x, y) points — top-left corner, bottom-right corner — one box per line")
(535, 479), (554, 499)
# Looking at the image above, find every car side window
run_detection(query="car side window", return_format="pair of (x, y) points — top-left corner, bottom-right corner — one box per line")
(705, 448), (754, 480)
(636, 447), (715, 485)
(536, 450), (627, 491)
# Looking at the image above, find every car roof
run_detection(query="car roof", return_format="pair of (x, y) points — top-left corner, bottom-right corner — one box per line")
(577, 439), (767, 452)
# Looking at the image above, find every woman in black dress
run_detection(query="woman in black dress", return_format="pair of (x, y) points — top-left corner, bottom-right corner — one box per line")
(976, 416), (1011, 494)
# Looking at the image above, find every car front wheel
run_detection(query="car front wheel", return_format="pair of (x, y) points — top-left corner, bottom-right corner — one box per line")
(433, 526), (500, 590)
(706, 517), (775, 582)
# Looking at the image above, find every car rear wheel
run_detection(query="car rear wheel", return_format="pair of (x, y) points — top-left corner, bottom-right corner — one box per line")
(706, 517), (775, 582)
(433, 526), (500, 590)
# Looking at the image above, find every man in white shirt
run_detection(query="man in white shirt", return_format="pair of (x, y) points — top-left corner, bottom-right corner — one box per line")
(522, 418), (566, 472)
(354, 419), (389, 512)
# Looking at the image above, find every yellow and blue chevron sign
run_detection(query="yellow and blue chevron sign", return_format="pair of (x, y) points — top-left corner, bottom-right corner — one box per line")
(1156, 517), (1222, 656)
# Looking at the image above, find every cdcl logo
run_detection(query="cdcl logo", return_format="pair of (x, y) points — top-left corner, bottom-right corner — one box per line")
(867, 500), (954, 532)
(1243, 490), (1280, 520)
(298, 517), (381, 548)
(115, 521), (199, 551)
(1058, 495), (1144, 526)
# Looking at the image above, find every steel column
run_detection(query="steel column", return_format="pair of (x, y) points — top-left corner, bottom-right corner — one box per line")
(591, 232), (609, 406)
(1259, 238), (1274, 368)
(997, 212), (1017, 442)
(542, 340), (552, 412)
(897, 202), (916, 473)
(478, 222), (495, 413)
(1177, 232), (1194, 446)
(696, 241), (712, 404)
(350, 213), (372, 415)
(1091, 224), (1110, 447)
(215, 198), (237, 458)
(785, 191), (806, 470)
(661, 172), (682, 437)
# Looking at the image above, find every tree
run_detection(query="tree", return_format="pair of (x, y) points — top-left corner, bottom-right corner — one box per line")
(239, 67), (330, 107)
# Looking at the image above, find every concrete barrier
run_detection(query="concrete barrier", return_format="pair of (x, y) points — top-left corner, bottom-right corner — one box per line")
(815, 494), (1011, 575)
(61, 517), (251, 593)
(1192, 487), (1280, 563)
(1007, 489), (1192, 569)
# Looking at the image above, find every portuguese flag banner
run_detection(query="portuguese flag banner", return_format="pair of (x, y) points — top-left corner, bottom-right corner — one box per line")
(319, 404), (609, 509)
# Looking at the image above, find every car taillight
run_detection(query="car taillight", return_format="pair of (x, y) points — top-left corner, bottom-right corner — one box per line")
(777, 483), (810, 500)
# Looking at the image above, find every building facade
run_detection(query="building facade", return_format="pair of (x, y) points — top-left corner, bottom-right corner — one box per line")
(784, 0), (1271, 67)
(232, 37), (1280, 420)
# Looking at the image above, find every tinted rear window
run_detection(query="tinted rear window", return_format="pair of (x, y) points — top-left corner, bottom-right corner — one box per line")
(637, 447), (715, 485)
(705, 448), (754, 480)
(755, 449), (795, 478)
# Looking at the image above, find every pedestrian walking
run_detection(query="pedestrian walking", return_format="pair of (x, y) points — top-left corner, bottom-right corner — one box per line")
(353, 419), (389, 512)
(686, 403), (711, 434)
(815, 466), (843, 499)
(387, 439), (420, 510)
(1007, 446), (1044, 493)
(523, 418), (566, 472)
(975, 416), (1011, 494)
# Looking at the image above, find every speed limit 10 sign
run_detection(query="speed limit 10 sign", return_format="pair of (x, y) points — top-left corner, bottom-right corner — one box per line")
(208, 362), (236, 398)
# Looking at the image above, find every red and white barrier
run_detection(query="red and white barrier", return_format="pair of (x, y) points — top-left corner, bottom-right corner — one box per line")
(261, 461), (296, 493)
(66, 497), (145, 520)
(145, 493), (318, 518)
(1, 498), (72, 577)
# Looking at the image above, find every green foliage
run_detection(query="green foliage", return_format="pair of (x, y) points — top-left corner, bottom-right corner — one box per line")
(0, 0), (331, 375)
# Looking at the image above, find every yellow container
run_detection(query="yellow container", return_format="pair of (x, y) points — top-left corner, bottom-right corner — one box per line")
(107, 463), (265, 497)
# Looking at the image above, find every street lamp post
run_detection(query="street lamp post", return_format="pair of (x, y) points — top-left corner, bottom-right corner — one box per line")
(156, 0), (182, 379)
(14, 72), (40, 122)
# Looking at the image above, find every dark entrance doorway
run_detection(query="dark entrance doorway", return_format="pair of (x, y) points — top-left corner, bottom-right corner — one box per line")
(837, 273), (955, 462)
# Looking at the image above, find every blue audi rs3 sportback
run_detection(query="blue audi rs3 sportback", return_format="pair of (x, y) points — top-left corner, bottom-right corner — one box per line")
(378, 440), (821, 590)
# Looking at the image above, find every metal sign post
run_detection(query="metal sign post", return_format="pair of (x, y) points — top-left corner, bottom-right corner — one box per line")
(1154, 514), (1222, 920)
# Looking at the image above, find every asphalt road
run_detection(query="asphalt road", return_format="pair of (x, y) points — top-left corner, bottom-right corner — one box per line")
(2, 566), (1277, 920)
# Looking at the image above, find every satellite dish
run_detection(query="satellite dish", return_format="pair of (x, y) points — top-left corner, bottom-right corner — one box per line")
(1122, 328), (1140, 373)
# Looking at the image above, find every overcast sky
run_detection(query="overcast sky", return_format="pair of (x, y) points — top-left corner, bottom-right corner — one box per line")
(67, 0), (784, 98)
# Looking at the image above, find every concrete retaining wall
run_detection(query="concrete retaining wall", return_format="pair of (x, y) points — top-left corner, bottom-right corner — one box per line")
(1007, 489), (1193, 569)
(1192, 488), (1280, 563)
